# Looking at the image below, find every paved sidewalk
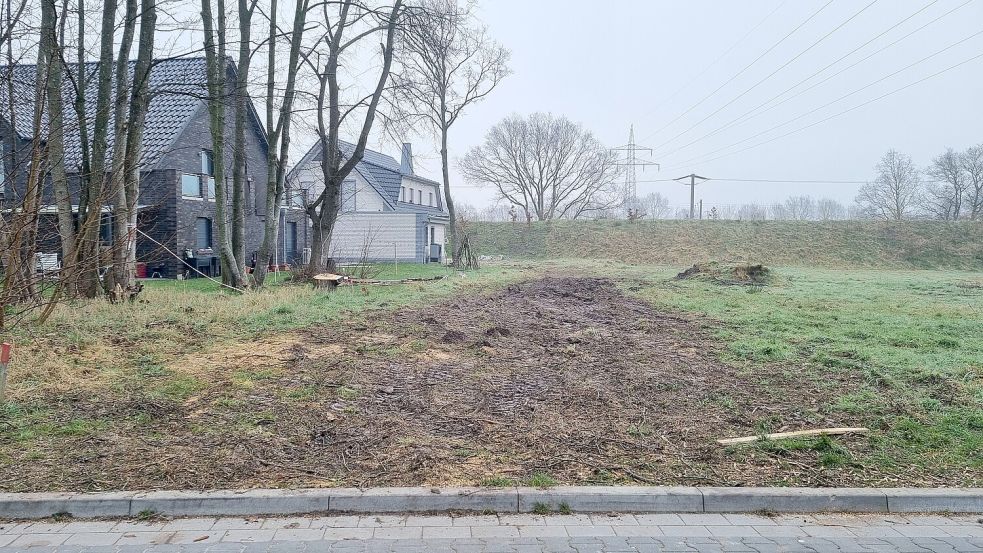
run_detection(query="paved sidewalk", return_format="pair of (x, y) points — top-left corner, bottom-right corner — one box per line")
(1, 512), (981, 552)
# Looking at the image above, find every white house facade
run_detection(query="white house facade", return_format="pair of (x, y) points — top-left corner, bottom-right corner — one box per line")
(288, 141), (449, 264)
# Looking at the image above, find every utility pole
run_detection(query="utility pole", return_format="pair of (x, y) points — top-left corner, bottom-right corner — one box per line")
(612, 126), (659, 209)
(674, 174), (709, 219)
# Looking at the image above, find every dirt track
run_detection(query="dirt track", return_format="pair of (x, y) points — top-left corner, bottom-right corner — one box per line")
(3, 276), (901, 491)
(269, 276), (870, 488)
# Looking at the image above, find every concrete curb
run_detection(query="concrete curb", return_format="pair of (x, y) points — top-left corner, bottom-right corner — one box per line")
(0, 487), (980, 520)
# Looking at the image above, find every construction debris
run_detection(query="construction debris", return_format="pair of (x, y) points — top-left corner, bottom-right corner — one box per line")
(717, 427), (870, 446)
(312, 273), (446, 289)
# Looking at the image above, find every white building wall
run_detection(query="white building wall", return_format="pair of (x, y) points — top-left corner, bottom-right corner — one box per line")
(292, 163), (389, 211)
(328, 212), (419, 261)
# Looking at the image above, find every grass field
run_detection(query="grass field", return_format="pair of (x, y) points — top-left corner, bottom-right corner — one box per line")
(0, 258), (980, 490)
(470, 220), (983, 269)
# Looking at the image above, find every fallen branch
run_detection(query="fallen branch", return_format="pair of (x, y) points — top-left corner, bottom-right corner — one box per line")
(717, 427), (869, 446)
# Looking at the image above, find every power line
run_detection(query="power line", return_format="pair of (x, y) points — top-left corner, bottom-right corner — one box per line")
(647, 0), (880, 152)
(655, 0), (970, 160)
(636, 0), (790, 124)
(639, 0), (835, 144)
(659, 30), (983, 169)
(637, 178), (868, 184)
(661, 49), (983, 172)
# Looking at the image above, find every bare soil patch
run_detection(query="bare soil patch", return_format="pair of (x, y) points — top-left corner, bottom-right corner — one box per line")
(3, 276), (919, 491)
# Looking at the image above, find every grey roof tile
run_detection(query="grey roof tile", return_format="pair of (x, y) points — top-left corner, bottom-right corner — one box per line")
(0, 57), (209, 170)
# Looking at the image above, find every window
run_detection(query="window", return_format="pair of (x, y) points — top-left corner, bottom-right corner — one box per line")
(181, 174), (201, 197)
(285, 221), (298, 261)
(206, 177), (216, 200)
(201, 150), (214, 176)
(99, 214), (113, 245)
(429, 192), (434, 207)
(400, 186), (406, 202)
(290, 187), (306, 208)
(417, 189), (422, 204)
(195, 217), (212, 249)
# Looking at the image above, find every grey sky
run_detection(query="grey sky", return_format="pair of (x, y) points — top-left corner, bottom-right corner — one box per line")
(388, 0), (983, 212)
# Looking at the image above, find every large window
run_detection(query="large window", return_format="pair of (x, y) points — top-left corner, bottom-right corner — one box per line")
(429, 192), (434, 207)
(181, 174), (201, 197)
(195, 217), (212, 249)
(400, 186), (406, 202)
(417, 189), (423, 204)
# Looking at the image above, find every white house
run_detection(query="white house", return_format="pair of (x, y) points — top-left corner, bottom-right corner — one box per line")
(288, 140), (449, 264)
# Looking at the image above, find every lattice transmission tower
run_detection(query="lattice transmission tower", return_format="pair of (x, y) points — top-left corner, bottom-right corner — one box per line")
(611, 125), (659, 209)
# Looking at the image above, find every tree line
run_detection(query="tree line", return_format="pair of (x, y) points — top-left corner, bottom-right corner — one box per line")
(0, 0), (509, 327)
(457, 145), (983, 223)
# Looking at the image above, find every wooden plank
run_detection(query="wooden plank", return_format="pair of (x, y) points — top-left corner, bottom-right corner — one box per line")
(717, 427), (869, 446)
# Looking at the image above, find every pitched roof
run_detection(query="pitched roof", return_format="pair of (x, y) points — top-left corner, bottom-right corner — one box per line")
(291, 138), (447, 215)
(0, 57), (215, 170)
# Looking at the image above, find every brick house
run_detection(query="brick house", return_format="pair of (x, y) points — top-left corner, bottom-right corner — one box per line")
(0, 57), (307, 278)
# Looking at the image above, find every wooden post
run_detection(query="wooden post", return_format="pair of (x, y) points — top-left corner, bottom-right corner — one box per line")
(0, 342), (11, 401)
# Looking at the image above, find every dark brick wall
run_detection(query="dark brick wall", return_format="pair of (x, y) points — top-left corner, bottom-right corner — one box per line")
(1, 62), (309, 279)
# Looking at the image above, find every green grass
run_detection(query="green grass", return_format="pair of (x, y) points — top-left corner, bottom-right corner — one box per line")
(471, 220), (983, 269)
(630, 265), (983, 475)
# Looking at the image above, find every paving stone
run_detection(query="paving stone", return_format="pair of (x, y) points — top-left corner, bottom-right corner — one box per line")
(470, 525), (520, 538)
(499, 515), (548, 526)
(309, 516), (362, 528)
(634, 514), (686, 526)
(403, 516), (453, 527)
(588, 514), (637, 526)
(10, 534), (68, 548)
(678, 514), (730, 526)
(161, 518), (218, 531)
(372, 527), (423, 540)
(752, 525), (807, 537)
(420, 526), (471, 538)
(707, 526), (760, 537)
(211, 518), (266, 530)
(563, 525), (616, 537)
(115, 531), (174, 545)
(612, 525), (664, 537)
(273, 528), (326, 541)
(517, 525), (569, 538)
(722, 515), (776, 526)
(62, 532), (121, 546)
(453, 515), (502, 526)
(262, 517), (314, 530)
(893, 525), (957, 538)
(358, 516), (407, 528)
(221, 529), (277, 543)
(661, 526), (712, 537)
(167, 531), (222, 544)
(802, 525), (858, 537)
(322, 527), (374, 540)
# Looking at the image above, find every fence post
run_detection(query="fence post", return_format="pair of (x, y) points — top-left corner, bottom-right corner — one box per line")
(0, 342), (11, 402)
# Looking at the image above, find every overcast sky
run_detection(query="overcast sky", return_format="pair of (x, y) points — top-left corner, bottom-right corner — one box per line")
(377, 0), (983, 212)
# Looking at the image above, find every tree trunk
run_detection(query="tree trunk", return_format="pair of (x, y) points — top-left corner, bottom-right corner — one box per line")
(41, 0), (75, 275)
(231, 0), (253, 283)
(106, 0), (137, 294)
(201, 0), (245, 288)
(440, 124), (456, 266)
(77, 0), (119, 298)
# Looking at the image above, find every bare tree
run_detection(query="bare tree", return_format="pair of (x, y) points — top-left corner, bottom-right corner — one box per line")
(636, 191), (671, 219)
(781, 195), (816, 220)
(201, 0), (247, 287)
(388, 0), (509, 263)
(855, 149), (922, 220)
(253, 0), (309, 287)
(924, 147), (967, 221)
(460, 113), (621, 221)
(960, 144), (982, 220)
(737, 204), (767, 221)
(816, 197), (846, 220)
(303, 0), (404, 275)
